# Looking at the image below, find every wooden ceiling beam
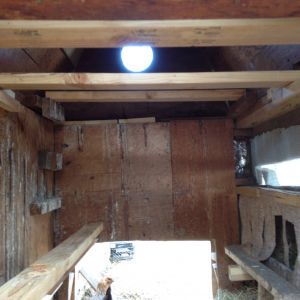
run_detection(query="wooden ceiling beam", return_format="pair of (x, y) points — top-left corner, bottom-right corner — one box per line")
(0, 19), (300, 48)
(0, 71), (300, 91)
(45, 89), (245, 102)
(237, 81), (300, 128)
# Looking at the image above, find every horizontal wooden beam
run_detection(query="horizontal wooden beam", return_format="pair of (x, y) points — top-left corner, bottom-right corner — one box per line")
(237, 186), (300, 208)
(0, 223), (103, 300)
(0, 19), (300, 48)
(225, 245), (300, 299)
(46, 89), (244, 102)
(30, 197), (62, 215)
(1, 72), (300, 91)
(237, 83), (300, 128)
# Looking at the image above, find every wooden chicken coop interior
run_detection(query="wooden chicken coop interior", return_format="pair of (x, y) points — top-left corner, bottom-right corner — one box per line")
(1, 2), (300, 300)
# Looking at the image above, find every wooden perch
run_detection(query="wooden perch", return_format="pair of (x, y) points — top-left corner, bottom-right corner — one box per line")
(0, 90), (23, 113)
(236, 186), (300, 208)
(225, 245), (300, 300)
(38, 151), (63, 171)
(30, 197), (62, 215)
(0, 223), (103, 300)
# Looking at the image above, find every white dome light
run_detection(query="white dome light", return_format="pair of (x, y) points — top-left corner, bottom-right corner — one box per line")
(121, 46), (153, 72)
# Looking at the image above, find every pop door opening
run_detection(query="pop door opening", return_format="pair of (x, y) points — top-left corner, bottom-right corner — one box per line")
(75, 241), (213, 300)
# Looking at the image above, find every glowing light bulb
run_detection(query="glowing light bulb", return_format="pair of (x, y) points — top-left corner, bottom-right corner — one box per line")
(121, 46), (153, 72)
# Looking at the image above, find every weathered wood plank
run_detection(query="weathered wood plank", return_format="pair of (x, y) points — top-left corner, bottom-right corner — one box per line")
(236, 186), (300, 207)
(118, 117), (155, 124)
(30, 197), (62, 215)
(0, 100), (55, 283)
(55, 124), (123, 242)
(0, 223), (103, 300)
(38, 151), (63, 171)
(0, 19), (300, 48)
(0, 90), (23, 112)
(63, 120), (118, 126)
(121, 123), (174, 240)
(0, 72), (300, 90)
(42, 97), (65, 122)
(171, 119), (238, 288)
(225, 245), (300, 299)
(46, 90), (244, 102)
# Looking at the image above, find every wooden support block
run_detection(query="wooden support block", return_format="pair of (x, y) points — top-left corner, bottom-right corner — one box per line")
(0, 89), (23, 112)
(0, 19), (300, 48)
(42, 97), (65, 122)
(23, 94), (43, 109)
(38, 151), (63, 171)
(0, 223), (103, 300)
(30, 197), (62, 215)
(225, 245), (300, 299)
(46, 89), (244, 102)
(1, 72), (300, 91)
(228, 265), (253, 281)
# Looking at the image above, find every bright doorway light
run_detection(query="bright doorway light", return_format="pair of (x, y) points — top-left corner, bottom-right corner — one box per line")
(256, 158), (300, 186)
(75, 241), (213, 300)
(121, 46), (154, 72)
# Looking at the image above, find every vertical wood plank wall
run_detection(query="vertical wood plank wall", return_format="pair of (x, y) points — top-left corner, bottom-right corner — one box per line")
(0, 108), (54, 285)
(171, 120), (239, 287)
(55, 119), (238, 288)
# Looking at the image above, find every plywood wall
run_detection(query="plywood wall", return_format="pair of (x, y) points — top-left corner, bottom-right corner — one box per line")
(0, 108), (54, 285)
(55, 119), (238, 288)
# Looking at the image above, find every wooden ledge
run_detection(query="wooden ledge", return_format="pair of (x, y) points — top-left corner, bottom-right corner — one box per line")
(236, 186), (300, 207)
(225, 245), (300, 299)
(0, 223), (103, 300)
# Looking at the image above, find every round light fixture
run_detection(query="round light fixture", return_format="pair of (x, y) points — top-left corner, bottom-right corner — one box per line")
(121, 46), (153, 72)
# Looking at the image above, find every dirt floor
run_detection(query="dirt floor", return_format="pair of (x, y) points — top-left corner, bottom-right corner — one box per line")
(76, 241), (213, 300)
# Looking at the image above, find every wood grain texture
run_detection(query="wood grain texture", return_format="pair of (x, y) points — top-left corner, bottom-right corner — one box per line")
(55, 124), (124, 243)
(55, 120), (238, 289)
(237, 186), (300, 207)
(225, 245), (300, 299)
(237, 87), (300, 128)
(0, 49), (71, 73)
(0, 72), (299, 90)
(121, 123), (174, 239)
(1, 19), (300, 48)
(0, 105), (54, 284)
(0, 223), (103, 300)
(171, 119), (239, 288)
(46, 90), (244, 103)
(0, 1), (300, 20)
